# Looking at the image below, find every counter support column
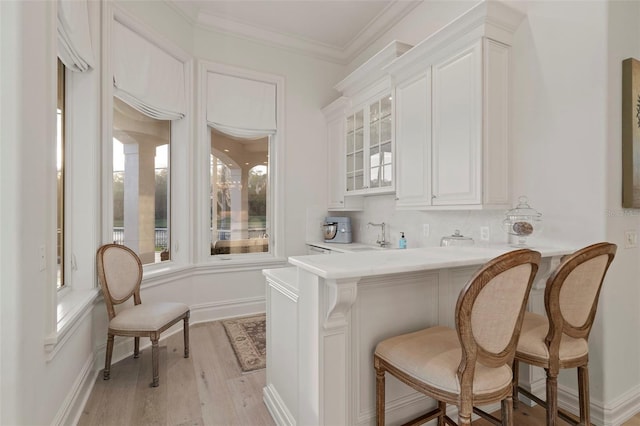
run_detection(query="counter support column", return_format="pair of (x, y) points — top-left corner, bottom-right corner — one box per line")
(319, 277), (361, 426)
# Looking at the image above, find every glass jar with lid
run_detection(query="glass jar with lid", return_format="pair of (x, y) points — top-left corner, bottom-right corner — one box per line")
(502, 196), (542, 247)
(440, 230), (474, 247)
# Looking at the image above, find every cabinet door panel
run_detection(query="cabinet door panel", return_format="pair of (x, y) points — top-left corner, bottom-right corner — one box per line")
(346, 110), (366, 193)
(432, 41), (482, 205)
(484, 39), (510, 205)
(367, 95), (394, 190)
(395, 73), (432, 207)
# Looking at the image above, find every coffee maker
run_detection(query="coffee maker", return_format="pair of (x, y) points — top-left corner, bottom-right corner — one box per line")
(322, 216), (352, 243)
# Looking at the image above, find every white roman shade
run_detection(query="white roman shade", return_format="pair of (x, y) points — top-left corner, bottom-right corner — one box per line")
(57, 0), (95, 72)
(112, 20), (186, 120)
(207, 72), (276, 139)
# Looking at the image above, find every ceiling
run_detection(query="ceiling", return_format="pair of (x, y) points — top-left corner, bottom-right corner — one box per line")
(165, 0), (421, 63)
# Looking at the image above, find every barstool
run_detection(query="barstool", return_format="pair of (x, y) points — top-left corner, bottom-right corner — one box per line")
(374, 249), (541, 425)
(512, 242), (616, 425)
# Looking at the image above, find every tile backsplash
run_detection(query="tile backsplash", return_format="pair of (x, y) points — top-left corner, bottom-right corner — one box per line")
(308, 195), (510, 249)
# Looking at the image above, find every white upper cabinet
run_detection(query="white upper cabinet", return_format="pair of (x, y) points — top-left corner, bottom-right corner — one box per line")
(387, 1), (524, 210)
(394, 71), (432, 208)
(324, 41), (412, 207)
(431, 40), (482, 205)
(344, 91), (394, 194)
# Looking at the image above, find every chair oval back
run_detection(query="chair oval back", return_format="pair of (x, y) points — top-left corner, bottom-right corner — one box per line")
(546, 242), (616, 340)
(457, 249), (541, 370)
(97, 244), (143, 319)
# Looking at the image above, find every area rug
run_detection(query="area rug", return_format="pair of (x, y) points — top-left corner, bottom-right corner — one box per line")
(222, 314), (266, 372)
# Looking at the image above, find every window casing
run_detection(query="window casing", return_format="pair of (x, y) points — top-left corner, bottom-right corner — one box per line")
(56, 59), (66, 289)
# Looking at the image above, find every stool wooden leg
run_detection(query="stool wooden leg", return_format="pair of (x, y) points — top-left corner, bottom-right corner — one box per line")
(502, 396), (514, 426)
(437, 401), (446, 426)
(151, 335), (159, 387)
(375, 359), (385, 426)
(578, 365), (591, 425)
(546, 368), (558, 426)
(459, 400), (472, 426)
(512, 359), (519, 409)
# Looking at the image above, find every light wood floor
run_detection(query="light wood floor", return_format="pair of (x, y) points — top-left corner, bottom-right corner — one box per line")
(79, 320), (640, 425)
(78, 321), (275, 426)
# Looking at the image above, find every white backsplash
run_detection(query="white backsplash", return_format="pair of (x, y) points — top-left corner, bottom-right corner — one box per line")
(314, 195), (511, 249)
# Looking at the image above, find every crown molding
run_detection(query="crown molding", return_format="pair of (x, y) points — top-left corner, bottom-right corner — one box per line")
(163, 0), (421, 65)
(341, 1), (421, 63)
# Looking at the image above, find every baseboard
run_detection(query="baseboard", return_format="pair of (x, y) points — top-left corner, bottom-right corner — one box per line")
(517, 378), (640, 426)
(597, 383), (640, 426)
(190, 296), (265, 325)
(51, 354), (97, 426)
(263, 384), (296, 426)
(557, 382), (640, 426)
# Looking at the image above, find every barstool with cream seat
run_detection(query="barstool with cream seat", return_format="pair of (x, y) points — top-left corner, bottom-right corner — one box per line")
(374, 249), (541, 426)
(512, 242), (616, 425)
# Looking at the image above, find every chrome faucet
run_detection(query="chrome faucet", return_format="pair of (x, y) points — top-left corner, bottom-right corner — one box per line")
(367, 222), (389, 247)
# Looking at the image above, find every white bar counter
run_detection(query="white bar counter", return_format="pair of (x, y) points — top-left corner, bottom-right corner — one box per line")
(263, 245), (573, 426)
(291, 245), (570, 280)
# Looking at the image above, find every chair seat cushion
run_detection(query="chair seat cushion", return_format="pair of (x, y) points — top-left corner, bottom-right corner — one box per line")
(516, 312), (588, 362)
(375, 326), (512, 396)
(110, 302), (189, 332)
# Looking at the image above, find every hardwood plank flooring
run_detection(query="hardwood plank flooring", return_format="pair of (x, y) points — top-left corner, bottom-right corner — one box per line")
(78, 320), (640, 425)
(78, 321), (274, 426)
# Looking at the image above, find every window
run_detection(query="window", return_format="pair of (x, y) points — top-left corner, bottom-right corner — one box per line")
(112, 97), (171, 265)
(56, 59), (65, 289)
(210, 129), (269, 255)
(203, 67), (282, 261)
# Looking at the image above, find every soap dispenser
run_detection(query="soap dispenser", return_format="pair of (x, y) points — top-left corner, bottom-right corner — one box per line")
(399, 232), (407, 249)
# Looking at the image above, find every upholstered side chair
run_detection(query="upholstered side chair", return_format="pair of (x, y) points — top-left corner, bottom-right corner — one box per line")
(374, 249), (541, 426)
(512, 242), (616, 425)
(96, 243), (190, 387)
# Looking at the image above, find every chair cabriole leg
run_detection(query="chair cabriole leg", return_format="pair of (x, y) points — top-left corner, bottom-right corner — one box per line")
(184, 313), (190, 358)
(578, 365), (591, 425)
(134, 337), (140, 358)
(104, 333), (114, 380)
(151, 335), (159, 387)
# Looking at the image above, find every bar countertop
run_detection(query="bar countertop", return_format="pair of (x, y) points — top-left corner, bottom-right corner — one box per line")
(289, 244), (574, 280)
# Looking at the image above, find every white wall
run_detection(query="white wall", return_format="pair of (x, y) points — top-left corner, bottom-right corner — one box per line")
(0, 1), (97, 424)
(335, 1), (640, 424)
(604, 0), (640, 415)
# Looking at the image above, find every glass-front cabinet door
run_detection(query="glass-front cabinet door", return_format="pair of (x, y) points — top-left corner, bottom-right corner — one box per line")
(369, 95), (392, 189)
(346, 110), (364, 192)
(345, 93), (393, 195)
